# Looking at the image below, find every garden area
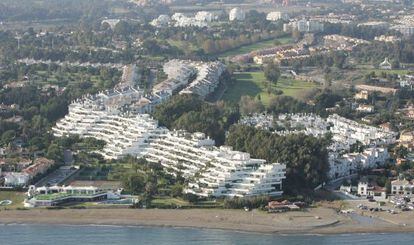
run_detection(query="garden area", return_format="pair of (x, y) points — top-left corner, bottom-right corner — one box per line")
(222, 71), (319, 106)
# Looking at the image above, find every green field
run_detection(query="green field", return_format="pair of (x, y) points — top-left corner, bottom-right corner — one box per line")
(364, 68), (411, 76)
(355, 65), (412, 76)
(151, 197), (223, 208)
(222, 72), (319, 106)
(219, 36), (293, 57)
(0, 191), (26, 209)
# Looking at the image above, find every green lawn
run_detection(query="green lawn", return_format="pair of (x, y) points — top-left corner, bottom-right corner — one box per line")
(222, 72), (319, 106)
(219, 36), (293, 57)
(0, 191), (26, 209)
(151, 197), (190, 207)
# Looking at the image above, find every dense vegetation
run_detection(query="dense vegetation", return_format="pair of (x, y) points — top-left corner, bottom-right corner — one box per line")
(226, 125), (331, 194)
(153, 94), (240, 145)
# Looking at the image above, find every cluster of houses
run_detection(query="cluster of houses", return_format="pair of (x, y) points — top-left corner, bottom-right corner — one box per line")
(240, 113), (397, 181)
(252, 33), (369, 66)
(0, 158), (55, 187)
(340, 178), (414, 204)
(323, 35), (369, 52)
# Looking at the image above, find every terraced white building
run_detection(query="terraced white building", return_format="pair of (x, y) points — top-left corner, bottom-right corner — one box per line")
(327, 114), (396, 147)
(144, 130), (286, 197)
(54, 110), (163, 159)
(155, 59), (226, 98)
(52, 88), (165, 159)
(53, 59), (226, 160)
(179, 61), (226, 99)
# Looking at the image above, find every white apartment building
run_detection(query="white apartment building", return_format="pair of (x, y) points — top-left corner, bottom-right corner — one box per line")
(52, 87), (166, 160)
(4, 172), (30, 187)
(151, 12), (215, 28)
(144, 130), (286, 198)
(179, 62), (226, 99)
(266, 12), (289, 22)
(327, 114), (396, 147)
(195, 11), (215, 22)
(262, 113), (396, 149)
(150, 15), (171, 27)
(172, 13), (208, 28)
(156, 60), (226, 98)
(154, 60), (197, 95)
(328, 148), (389, 179)
(284, 19), (324, 33)
(391, 179), (414, 196)
(229, 8), (245, 21)
(54, 110), (163, 159)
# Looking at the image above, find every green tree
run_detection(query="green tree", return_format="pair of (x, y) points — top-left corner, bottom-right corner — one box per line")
(239, 95), (264, 115)
(122, 173), (146, 195)
(394, 145), (409, 159)
(226, 125), (330, 194)
(171, 183), (184, 197)
(46, 143), (63, 162)
(264, 61), (280, 84)
(1, 130), (15, 146)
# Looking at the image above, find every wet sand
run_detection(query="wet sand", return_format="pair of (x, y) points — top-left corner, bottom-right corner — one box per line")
(0, 207), (413, 234)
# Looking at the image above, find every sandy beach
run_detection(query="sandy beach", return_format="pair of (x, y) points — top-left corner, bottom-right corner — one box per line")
(1, 205), (414, 234)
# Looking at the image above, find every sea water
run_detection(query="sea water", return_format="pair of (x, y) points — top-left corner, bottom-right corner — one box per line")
(0, 224), (413, 245)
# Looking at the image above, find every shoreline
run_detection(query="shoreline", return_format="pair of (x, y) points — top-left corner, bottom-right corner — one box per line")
(1, 207), (414, 235)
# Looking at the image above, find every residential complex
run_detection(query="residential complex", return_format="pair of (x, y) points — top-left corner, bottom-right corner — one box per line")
(53, 59), (225, 159)
(154, 59), (226, 98)
(329, 147), (389, 179)
(54, 111), (163, 159)
(50, 58), (284, 198)
(3, 158), (55, 187)
(240, 113), (396, 180)
(327, 114), (396, 147)
(144, 130), (286, 198)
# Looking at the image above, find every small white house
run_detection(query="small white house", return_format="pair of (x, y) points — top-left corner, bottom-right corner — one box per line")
(4, 172), (30, 187)
(358, 181), (387, 200)
(379, 57), (392, 70)
(229, 8), (245, 21)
